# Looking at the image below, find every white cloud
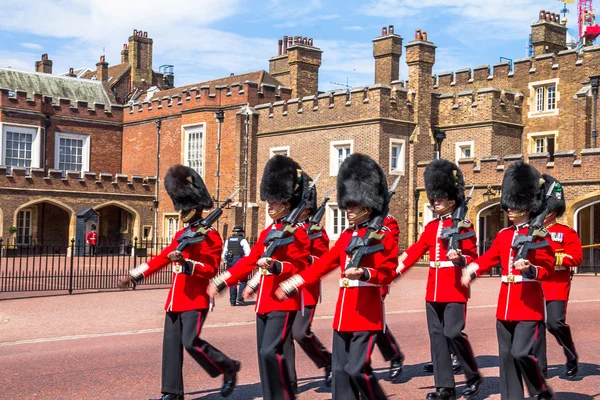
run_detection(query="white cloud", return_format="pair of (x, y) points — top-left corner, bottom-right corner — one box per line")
(0, 51), (38, 71)
(20, 42), (43, 50)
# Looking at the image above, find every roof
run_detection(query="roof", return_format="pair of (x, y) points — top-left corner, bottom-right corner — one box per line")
(0, 68), (113, 105)
(81, 63), (131, 87)
(149, 70), (282, 101)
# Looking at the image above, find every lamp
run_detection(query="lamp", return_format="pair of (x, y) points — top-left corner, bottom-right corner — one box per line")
(590, 76), (600, 148)
(433, 129), (446, 160)
(483, 184), (500, 202)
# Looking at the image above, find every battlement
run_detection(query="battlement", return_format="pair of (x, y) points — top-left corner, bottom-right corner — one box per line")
(0, 88), (122, 121)
(434, 87), (523, 127)
(255, 83), (413, 134)
(123, 80), (290, 122)
(0, 167), (156, 195)
(432, 45), (600, 93)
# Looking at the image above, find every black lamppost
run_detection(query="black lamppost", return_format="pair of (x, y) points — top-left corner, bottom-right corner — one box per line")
(483, 184), (500, 203)
(590, 76), (600, 148)
(433, 129), (446, 160)
(214, 109), (225, 205)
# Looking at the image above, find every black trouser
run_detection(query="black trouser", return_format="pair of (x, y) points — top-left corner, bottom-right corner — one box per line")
(497, 320), (550, 400)
(256, 311), (296, 400)
(534, 300), (578, 373)
(425, 302), (479, 389)
(89, 244), (96, 256)
(284, 305), (332, 385)
(376, 325), (403, 362)
(162, 309), (236, 396)
(332, 330), (386, 400)
(229, 281), (247, 304)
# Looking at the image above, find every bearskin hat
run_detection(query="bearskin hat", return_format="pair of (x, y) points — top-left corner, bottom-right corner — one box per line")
(303, 172), (318, 214)
(424, 159), (465, 203)
(500, 161), (545, 217)
(337, 153), (388, 216)
(164, 164), (213, 212)
(260, 155), (304, 209)
(542, 174), (566, 218)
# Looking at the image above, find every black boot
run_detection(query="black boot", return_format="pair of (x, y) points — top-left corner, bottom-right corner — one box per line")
(452, 354), (462, 374)
(461, 375), (483, 399)
(160, 395), (183, 400)
(324, 363), (332, 387)
(537, 389), (555, 400)
(426, 387), (456, 400)
(220, 360), (241, 397)
(389, 353), (405, 382)
(566, 359), (579, 379)
(423, 361), (434, 373)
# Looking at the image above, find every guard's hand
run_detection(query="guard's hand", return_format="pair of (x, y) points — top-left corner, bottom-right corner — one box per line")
(447, 249), (462, 263)
(257, 257), (273, 270)
(242, 286), (255, 300)
(275, 287), (288, 301)
(344, 267), (364, 280)
(167, 250), (184, 263)
(461, 273), (472, 287)
(513, 259), (531, 271)
(207, 282), (220, 298)
(118, 275), (133, 289)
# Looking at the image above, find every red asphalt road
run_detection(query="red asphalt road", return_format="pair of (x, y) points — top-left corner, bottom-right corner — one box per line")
(1, 268), (600, 400)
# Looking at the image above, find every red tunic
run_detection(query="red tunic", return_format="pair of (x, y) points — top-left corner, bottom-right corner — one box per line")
(300, 220), (330, 307)
(295, 221), (398, 332)
(86, 231), (97, 245)
(381, 215), (400, 297)
(135, 227), (222, 312)
(398, 216), (477, 303)
(225, 221), (310, 314)
(541, 222), (583, 301)
(469, 224), (554, 321)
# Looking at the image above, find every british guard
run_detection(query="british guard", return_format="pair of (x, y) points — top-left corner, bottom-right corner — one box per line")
(397, 159), (482, 400)
(534, 174), (582, 379)
(462, 161), (555, 400)
(277, 153), (397, 400)
(208, 155), (310, 400)
(118, 165), (240, 400)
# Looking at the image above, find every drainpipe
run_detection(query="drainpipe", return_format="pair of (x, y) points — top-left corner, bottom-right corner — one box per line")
(154, 119), (161, 249)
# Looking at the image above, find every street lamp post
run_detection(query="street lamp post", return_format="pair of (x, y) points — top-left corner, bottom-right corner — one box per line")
(433, 129), (446, 160)
(154, 119), (161, 248)
(590, 76), (600, 148)
(214, 109), (225, 207)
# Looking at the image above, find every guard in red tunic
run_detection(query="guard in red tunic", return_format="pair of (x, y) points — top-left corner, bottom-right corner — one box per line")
(86, 224), (98, 256)
(397, 159), (481, 400)
(462, 162), (555, 400)
(118, 165), (240, 400)
(208, 155), (310, 400)
(534, 174), (582, 379)
(277, 154), (398, 400)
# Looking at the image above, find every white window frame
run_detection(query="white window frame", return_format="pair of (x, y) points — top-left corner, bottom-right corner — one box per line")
(16, 209), (33, 245)
(182, 123), (206, 178)
(54, 132), (90, 175)
(389, 138), (406, 175)
(269, 146), (290, 158)
(422, 203), (435, 233)
(527, 131), (558, 154)
(326, 203), (350, 239)
(528, 78), (560, 118)
(0, 123), (42, 172)
(455, 140), (474, 161)
(163, 214), (180, 242)
(329, 140), (353, 176)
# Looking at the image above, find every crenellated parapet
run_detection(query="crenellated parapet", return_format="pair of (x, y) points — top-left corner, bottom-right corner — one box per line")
(0, 167), (156, 196)
(255, 83), (413, 134)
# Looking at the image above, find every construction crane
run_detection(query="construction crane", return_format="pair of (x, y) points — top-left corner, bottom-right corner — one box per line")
(559, 0), (600, 45)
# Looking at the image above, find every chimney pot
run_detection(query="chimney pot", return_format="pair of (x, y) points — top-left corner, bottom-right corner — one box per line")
(144, 31), (148, 38)
(278, 39), (283, 55)
(283, 36), (288, 53)
(415, 29), (422, 40)
(308, 38), (313, 46)
(42, 53), (48, 60)
(288, 37), (293, 48)
(422, 31), (428, 41)
(133, 29), (137, 35)
(382, 26), (387, 36)
(100, 55), (105, 62)
(230, 73), (234, 76)
(389, 25), (394, 34)
(545, 11), (551, 21)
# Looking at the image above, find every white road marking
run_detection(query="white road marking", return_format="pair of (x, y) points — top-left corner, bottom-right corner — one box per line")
(2, 298), (599, 347)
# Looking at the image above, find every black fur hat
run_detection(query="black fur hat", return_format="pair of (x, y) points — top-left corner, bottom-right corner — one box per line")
(260, 155), (304, 209)
(337, 153), (388, 215)
(164, 164), (213, 212)
(542, 174), (566, 218)
(303, 172), (318, 214)
(500, 161), (545, 216)
(424, 159), (465, 203)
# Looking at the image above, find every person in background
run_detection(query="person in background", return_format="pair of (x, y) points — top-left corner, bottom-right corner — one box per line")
(86, 224), (98, 256)
(222, 226), (251, 306)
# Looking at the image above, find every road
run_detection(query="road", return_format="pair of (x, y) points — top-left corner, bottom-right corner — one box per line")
(1, 268), (600, 399)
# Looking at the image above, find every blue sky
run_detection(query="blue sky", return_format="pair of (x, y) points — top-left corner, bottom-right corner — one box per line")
(0, 0), (581, 92)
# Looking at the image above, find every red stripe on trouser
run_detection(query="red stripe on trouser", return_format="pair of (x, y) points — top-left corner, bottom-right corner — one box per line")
(462, 304), (479, 373)
(363, 334), (376, 400)
(278, 313), (291, 400)
(531, 323), (547, 392)
(194, 311), (224, 374)
(386, 331), (401, 359)
(308, 307), (331, 363)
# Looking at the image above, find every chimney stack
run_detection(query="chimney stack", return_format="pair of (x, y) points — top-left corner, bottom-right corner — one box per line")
(373, 25), (403, 85)
(68, 67), (76, 78)
(35, 54), (53, 74)
(531, 10), (567, 56)
(96, 55), (109, 82)
(121, 44), (129, 63)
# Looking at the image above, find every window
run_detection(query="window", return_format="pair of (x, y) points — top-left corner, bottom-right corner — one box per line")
(329, 140), (353, 176)
(547, 86), (556, 110)
(327, 204), (350, 238)
(183, 124), (205, 176)
(1, 124), (41, 173)
(536, 87), (545, 112)
(389, 138), (406, 174)
(535, 85), (556, 112)
(143, 226), (152, 239)
(535, 137), (545, 153)
(164, 215), (180, 242)
(455, 141), (474, 161)
(54, 132), (90, 175)
(528, 131), (557, 158)
(17, 210), (32, 245)
(528, 79), (559, 118)
(270, 146), (289, 158)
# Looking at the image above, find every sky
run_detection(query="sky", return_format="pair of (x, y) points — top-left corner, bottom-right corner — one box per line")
(0, 0), (582, 92)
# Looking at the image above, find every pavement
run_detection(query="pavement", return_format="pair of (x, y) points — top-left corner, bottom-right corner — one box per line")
(1, 268), (600, 399)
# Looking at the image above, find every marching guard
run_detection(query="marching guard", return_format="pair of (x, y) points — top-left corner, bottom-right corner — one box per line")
(277, 153), (397, 400)
(118, 165), (240, 400)
(461, 161), (555, 400)
(534, 174), (582, 379)
(208, 155), (310, 400)
(396, 159), (482, 400)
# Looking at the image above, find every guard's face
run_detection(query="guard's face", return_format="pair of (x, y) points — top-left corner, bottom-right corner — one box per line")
(267, 201), (290, 220)
(181, 207), (203, 224)
(433, 198), (454, 214)
(507, 208), (529, 222)
(346, 204), (371, 225)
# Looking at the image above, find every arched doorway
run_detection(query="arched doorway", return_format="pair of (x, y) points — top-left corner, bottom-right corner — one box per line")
(475, 202), (509, 255)
(94, 202), (140, 254)
(13, 199), (74, 246)
(573, 199), (600, 271)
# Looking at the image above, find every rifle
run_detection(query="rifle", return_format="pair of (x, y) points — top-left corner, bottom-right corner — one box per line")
(511, 181), (556, 261)
(440, 186), (476, 251)
(262, 173), (320, 258)
(344, 175), (401, 271)
(175, 188), (239, 252)
(307, 186), (334, 241)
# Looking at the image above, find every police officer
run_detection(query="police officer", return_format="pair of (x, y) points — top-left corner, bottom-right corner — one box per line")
(222, 226), (251, 306)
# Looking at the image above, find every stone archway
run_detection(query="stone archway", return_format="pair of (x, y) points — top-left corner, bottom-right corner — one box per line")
(570, 192), (600, 270)
(473, 200), (509, 255)
(13, 198), (76, 246)
(93, 201), (141, 247)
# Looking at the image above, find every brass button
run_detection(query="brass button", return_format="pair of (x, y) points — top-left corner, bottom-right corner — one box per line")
(507, 275), (515, 283)
(342, 278), (349, 287)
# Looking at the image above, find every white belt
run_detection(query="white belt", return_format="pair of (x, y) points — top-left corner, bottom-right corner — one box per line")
(430, 261), (457, 268)
(501, 275), (535, 283)
(339, 278), (379, 288)
(555, 266), (568, 271)
(260, 267), (273, 276)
